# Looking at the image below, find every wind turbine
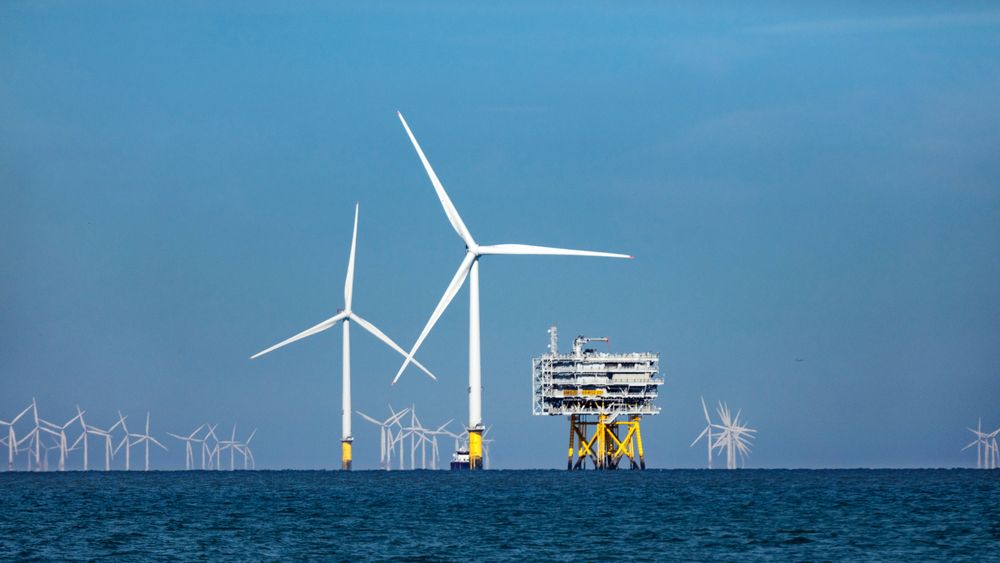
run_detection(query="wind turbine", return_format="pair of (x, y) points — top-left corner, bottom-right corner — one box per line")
(711, 402), (756, 470)
(392, 112), (633, 469)
(66, 406), (91, 470)
(218, 425), (242, 471)
(251, 203), (437, 471)
(387, 405), (411, 470)
(425, 418), (454, 470)
(86, 418), (123, 471)
(357, 407), (410, 470)
(113, 412), (132, 470)
(128, 412), (167, 471)
(1, 402), (35, 470)
(38, 409), (83, 471)
(237, 429), (257, 469)
(690, 396), (715, 469)
(168, 424), (206, 470)
(201, 424), (219, 470)
(963, 419), (987, 469)
(27, 398), (42, 471)
(964, 421), (1000, 469)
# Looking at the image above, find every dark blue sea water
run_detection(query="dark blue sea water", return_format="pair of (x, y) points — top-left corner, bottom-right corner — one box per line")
(1, 470), (998, 561)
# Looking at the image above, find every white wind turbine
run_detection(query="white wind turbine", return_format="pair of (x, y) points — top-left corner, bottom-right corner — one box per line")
(218, 425), (245, 471)
(1, 402), (35, 470)
(357, 407), (410, 470)
(963, 419), (988, 469)
(113, 412), (132, 470)
(69, 406), (90, 471)
(201, 424), (219, 470)
(168, 424), (206, 470)
(251, 203), (437, 471)
(400, 408), (453, 470)
(963, 420), (1000, 469)
(711, 402), (756, 470)
(424, 419), (454, 470)
(86, 417), (124, 472)
(690, 396), (715, 469)
(26, 398), (42, 471)
(392, 112), (632, 469)
(387, 405), (411, 470)
(127, 412), (167, 471)
(38, 409), (84, 471)
(235, 429), (257, 469)
(402, 406), (430, 470)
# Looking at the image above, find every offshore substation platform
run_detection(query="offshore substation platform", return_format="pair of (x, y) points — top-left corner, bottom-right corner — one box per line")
(532, 326), (663, 470)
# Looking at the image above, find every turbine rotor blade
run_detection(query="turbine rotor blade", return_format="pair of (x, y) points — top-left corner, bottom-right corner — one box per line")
(396, 111), (476, 248)
(345, 203), (359, 310)
(392, 253), (475, 384)
(477, 243), (632, 259)
(386, 409), (410, 427)
(690, 426), (709, 447)
(356, 411), (383, 426)
(251, 311), (347, 359)
(350, 313), (437, 381)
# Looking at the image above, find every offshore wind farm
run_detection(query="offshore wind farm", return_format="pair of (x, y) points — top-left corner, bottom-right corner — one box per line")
(3, 1), (999, 560)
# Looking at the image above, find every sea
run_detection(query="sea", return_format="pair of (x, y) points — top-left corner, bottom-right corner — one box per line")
(1, 469), (998, 561)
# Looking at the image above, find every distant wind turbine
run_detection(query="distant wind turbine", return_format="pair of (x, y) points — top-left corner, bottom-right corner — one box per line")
(357, 407), (410, 470)
(964, 420), (1000, 469)
(168, 424), (206, 470)
(201, 424), (219, 470)
(38, 409), (83, 471)
(126, 412), (167, 471)
(236, 429), (257, 469)
(711, 402), (756, 470)
(251, 204), (437, 471)
(1, 402), (35, 470)
(86, 417), (124, 471)
(690, 397), (715, 469)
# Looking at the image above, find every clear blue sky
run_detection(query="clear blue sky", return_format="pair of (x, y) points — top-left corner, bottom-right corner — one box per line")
(2, 1), (999, 469)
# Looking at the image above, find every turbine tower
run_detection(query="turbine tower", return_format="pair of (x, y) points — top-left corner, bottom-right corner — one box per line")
(251, 204), (437, 470)
(690, 397), (714, 469)
(128, 412), (167, 471)
(392, 112), (632, 469)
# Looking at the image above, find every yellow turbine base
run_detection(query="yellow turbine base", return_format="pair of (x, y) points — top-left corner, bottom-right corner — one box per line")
(468, 429), (483, 470)
(341, 440), (352, 471)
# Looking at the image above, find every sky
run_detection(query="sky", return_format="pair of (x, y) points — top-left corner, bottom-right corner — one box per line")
(2, 1), (999, 469)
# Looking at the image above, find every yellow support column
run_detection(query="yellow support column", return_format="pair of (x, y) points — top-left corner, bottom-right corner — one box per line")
(341, 439), (352, 471)
(468, 429), (483, 470)
(633, 415), (646, 470)
(597, 414), (608, 470)
(567, 415), (576, 470)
